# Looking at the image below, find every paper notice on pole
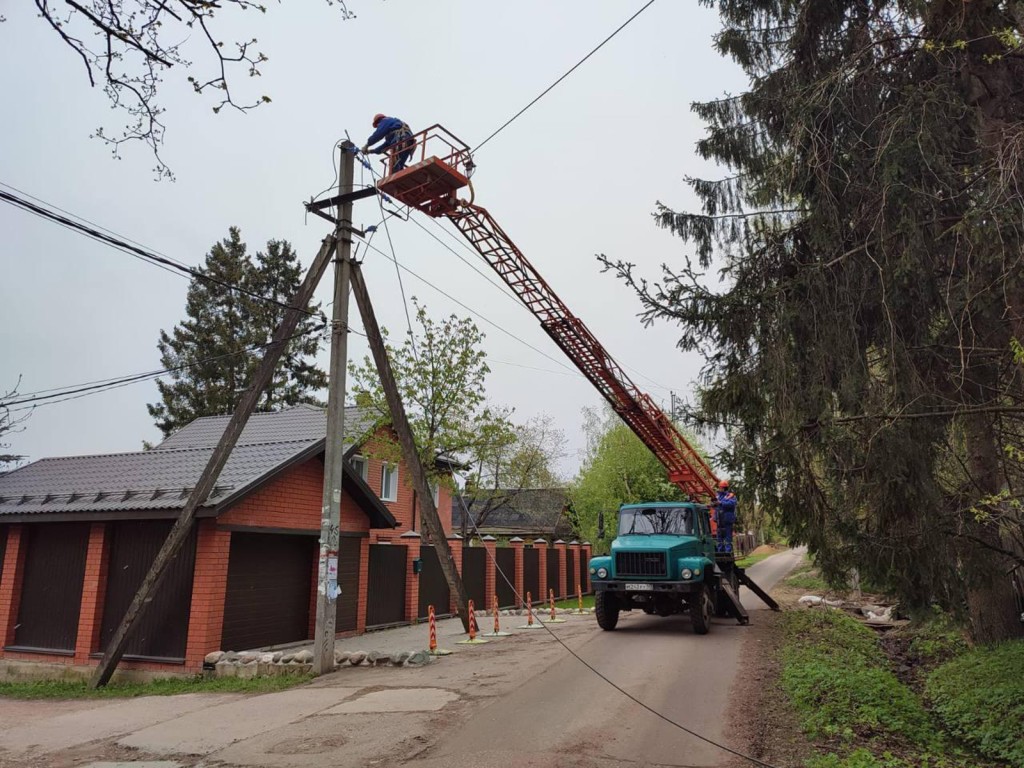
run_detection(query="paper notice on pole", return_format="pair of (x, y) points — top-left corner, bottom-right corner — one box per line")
(327, 556), (339, 581)
(328, 581), (342, 600)
(333, 489), (341, 503)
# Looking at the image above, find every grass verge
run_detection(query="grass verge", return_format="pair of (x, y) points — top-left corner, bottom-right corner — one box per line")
(554, 594), (595, 610)
(0, 673), (312, 700)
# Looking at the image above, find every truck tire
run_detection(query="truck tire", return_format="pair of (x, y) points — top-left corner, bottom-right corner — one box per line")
(688, 584), (712, 635)
(595, 591), (620, 631)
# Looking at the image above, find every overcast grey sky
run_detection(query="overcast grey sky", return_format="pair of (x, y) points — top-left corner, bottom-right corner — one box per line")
(0, 0), (745, 477)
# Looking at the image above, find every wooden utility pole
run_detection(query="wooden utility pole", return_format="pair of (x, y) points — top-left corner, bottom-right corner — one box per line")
(312, 141), (356, 674)
(91, 233), (339, 688)
(350, 262), (471, 631)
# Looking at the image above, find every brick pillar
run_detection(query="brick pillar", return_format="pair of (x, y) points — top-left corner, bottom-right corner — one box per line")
(184, 522), (231, 667)
(554, 540), (567, 599)
(533, 539), (547, 607)
(509, 537), (525, 608)
(0, 525), (26, 649)
(356, 537), (370, 633)
(401, 531), (421, 623)
(482, 535), (497, 614)
(582, 542), (593, 593)
(447, 534), (463, 615)
(74, 523), (110, 664)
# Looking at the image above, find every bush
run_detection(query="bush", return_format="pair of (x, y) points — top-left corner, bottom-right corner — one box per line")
(925, 640), (1024, 767)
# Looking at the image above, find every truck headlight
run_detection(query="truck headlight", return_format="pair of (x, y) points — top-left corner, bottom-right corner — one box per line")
(596, 567), (608, 579)
(680, 568), (693, 580)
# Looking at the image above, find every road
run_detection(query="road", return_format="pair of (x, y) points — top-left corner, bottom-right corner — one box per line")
(0, 548), (803, 768)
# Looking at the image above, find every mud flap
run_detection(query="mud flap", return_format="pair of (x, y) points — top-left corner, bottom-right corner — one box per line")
(736, 569), (781, 611)
(719, 581), (750, 625)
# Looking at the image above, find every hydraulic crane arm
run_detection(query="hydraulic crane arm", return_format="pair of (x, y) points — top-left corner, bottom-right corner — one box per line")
(372, 125), (720, 501)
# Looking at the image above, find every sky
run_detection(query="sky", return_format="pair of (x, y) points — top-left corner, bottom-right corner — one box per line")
(0, 0), (746, 479)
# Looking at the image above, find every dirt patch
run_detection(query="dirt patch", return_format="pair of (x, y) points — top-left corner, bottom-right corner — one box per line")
(266, 734), (348, 754)
(749, 544), (787, 557)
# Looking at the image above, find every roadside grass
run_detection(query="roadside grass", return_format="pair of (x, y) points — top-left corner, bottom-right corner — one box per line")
(735, 551), (776, 568)
(554, 594), (595, 610)
(784, 561), (830, 592)
(925, 640), (1024, 767)
(0, 673), (312, 700)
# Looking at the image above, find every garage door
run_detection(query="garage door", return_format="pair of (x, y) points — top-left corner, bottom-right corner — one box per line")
(221, 533), (315, 651)
(335, 537), (362, 633)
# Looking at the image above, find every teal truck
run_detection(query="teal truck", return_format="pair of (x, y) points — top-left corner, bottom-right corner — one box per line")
(588, 502), (779, 633)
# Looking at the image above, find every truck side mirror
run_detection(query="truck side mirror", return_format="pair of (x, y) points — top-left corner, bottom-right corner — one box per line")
(597, 510), (605, 540)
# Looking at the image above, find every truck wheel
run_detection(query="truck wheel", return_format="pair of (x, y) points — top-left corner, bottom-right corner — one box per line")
(595, 591), (620, 631)
(689, 585), (712, 635)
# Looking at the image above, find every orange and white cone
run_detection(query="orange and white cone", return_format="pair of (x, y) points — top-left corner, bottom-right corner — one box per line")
(483, 593), (510, 637)
(518, 590), (541, 629)
(458, 599), (489, 644)
(547, 587), (566, 623)
(428, 604), (453, 656)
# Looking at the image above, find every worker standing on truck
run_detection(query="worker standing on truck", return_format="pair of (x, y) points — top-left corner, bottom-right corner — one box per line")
(361, 113), (415, 173)
(714, 480), (737, 553)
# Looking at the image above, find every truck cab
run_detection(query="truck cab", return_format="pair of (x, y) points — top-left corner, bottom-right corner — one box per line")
(588, 502), (738, 634)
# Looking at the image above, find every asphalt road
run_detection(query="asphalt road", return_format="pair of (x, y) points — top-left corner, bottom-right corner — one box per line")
(416, 547), (806, 768)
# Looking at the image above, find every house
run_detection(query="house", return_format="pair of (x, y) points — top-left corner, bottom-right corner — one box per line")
(454, 488), (574, 541)
(0, 405), (456, 676)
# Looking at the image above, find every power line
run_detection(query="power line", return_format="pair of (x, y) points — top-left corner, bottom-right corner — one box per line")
(471, 0), (658, 153)
(452, 472), (779, 768)
(0, 186), (318, 317)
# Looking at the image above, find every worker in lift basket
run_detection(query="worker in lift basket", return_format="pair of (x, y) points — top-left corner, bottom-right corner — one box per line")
(361, 113), (415, 173)
(713, 480), (737, 553)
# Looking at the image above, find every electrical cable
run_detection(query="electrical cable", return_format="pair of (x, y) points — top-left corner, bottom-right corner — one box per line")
(451, 472), (780, 768)
(0, 187), (318, 317)
(471, 0), (658, 153)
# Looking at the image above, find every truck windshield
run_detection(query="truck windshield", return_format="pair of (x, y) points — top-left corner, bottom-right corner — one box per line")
(618, 507), (693, 536)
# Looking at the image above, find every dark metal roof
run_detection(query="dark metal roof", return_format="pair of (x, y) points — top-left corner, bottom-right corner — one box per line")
(454, 489), (570, 535)
(0, 405), (396, 527)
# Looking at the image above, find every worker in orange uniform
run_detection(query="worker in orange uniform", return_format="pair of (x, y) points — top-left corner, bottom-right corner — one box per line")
(713, 480), (737, 553)
(361, 114), (415, 173)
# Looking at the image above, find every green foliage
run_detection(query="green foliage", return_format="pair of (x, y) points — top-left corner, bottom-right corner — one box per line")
(781, 610), (936, 746)
(569, 405), (699, 547)
(148, 227), (326, 437)
(349, 299), (512, 485)
(0, 673), (311, 699)
(906, 610), (968, 664)
(785, 562), (830, 593)
(926, 641), (1024, 766)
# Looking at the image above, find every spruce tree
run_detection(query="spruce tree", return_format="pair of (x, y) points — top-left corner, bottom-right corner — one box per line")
(603, 2), (1024, 641)
(148, 228), (326, 437)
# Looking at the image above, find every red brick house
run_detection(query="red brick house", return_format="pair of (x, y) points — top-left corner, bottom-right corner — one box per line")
(0, 405), (457, 676)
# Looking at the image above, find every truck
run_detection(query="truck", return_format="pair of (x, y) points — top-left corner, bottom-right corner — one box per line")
(588, 502), (778, 633)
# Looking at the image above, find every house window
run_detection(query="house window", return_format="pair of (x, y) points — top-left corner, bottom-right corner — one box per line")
(381, 464), (398, 502)
(350, 455), (368, 482)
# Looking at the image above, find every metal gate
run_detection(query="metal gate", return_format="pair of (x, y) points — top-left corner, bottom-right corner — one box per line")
(418, 545), (451, 619)
(546, 548), (560, 597)
(566, 549), (577, 596)
(495, 548), (515, 608)
(462, 547), (487, 610)
(366, 543), (407, 627)
(523, 547), (540, 603)
(335, 537), (362, 633)
(579, 550), (589, 594)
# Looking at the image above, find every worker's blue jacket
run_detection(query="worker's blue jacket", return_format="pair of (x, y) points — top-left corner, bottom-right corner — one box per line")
(715, 490), (737, 526)
(366, 117), (411, 151)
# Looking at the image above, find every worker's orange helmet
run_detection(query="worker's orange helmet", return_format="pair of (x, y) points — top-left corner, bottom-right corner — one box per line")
(372, 113), (386, 127)
(719, 480), (730, 489)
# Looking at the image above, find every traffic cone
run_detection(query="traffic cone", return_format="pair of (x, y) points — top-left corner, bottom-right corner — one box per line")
(482, 593), (510, 637)
(518, 590), (542, 629)
(546, 587), (566, 623)
(457, 599), (489, 644)
(427, 604), (452, 656)
(571, 583), (588, 614)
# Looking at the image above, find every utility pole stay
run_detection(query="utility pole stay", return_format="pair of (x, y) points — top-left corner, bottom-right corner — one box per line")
(312, 141), (357, 675)
(91, 233), (339, 688)
(349, 262), (472, 632)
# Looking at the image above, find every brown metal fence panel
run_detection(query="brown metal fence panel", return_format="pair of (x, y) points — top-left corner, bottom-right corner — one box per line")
(579, 551), (589, 594)
(0, 527), (6, 588)
(100, 521), (196, 661)
(335, 537), (362, 633)
(221, 533), (315, 651)
(546, 548), (559, 597)
(523, 547), (539, 603)
(462, 547), (486, 610)
(495, 548), (515, 608)
(14, 523), (90, 652)
(566, 549), (577, 597)
(418, 545), (451, 619)
(366, 544), (407, 627)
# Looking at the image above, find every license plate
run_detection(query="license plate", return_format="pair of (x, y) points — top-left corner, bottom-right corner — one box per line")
(625, 583), (653, 591)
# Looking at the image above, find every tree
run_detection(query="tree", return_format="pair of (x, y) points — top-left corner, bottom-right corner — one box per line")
(148, 227), (326, 437)
(25, 0), (358, 178)
(601, 2), (1024, 641)
(349, 299), (512, 497)
(461, 412), (568, 538)
(569, 405), (694, 549)
(0, 379), (31, 470)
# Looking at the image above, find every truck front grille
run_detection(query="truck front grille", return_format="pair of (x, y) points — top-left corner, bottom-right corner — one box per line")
(615, 551), (667, 578)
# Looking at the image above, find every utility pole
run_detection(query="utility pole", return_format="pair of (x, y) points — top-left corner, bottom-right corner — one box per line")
(312, 141), (356, 675)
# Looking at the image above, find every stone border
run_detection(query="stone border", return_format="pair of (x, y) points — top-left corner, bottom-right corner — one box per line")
(206, 649), (433, 678)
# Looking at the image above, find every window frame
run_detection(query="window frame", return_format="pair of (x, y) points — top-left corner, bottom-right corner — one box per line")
(380, 463), (398, 502)
(350, 455), (369, 482)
